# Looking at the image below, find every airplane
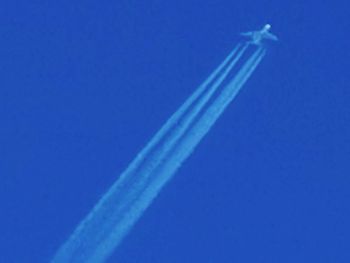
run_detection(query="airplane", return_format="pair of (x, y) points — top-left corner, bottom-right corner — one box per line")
(240, 24), (278, 45)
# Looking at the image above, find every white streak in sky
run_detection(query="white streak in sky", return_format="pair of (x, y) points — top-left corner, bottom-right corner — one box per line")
(52, 44), (266, 263)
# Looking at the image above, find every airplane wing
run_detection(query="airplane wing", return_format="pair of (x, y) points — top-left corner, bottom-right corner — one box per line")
(240, 32), (253, 37)
(264, 32), (278, 41)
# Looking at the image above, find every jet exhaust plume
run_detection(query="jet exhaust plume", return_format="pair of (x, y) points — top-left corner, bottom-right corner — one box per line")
(52, 42), (266, 263)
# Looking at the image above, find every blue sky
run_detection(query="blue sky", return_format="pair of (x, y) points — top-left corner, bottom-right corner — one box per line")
(1, 0), (349, 262)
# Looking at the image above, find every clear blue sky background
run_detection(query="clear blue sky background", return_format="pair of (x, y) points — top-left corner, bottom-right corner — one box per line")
(1, 0), (349, 262)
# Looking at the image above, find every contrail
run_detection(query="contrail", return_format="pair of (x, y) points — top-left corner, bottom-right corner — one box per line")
(155, 47), (266, 177)
(125, 44), (249, 197)
(52, 44), (265, 263)
(51, 44), (244, 262)
(112, 43), (244, 185)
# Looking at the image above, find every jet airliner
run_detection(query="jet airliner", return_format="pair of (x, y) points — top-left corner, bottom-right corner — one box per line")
(240, 24), (278, 45)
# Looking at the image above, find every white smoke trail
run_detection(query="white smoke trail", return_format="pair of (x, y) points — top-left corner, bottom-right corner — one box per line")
(132, 44), (249, 190)
(114, 43), (243, 184)
(153, 47), (266, 178)
(52, 44), (265, 263)
(51, 44), (243, 263)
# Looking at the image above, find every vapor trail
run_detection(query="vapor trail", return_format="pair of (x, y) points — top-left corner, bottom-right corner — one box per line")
(52, 44), (265, 263)
(51, 43), (244, 263)
(154, 47), (266, 177)
(106, 48), (266, 240)
(116, 43), (243, 183)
